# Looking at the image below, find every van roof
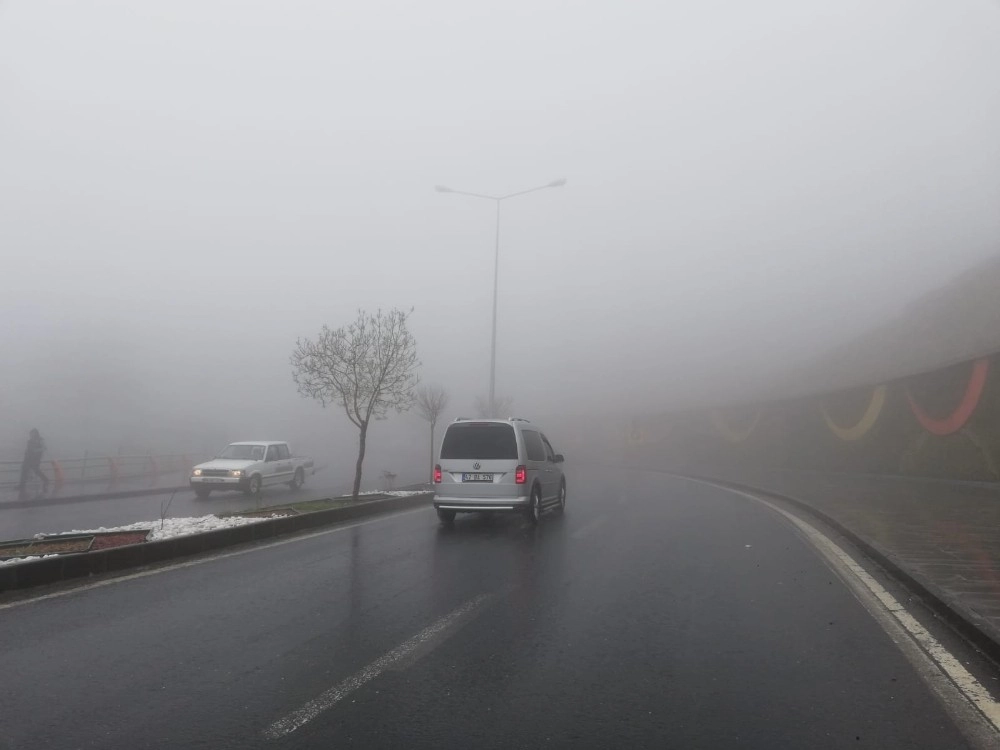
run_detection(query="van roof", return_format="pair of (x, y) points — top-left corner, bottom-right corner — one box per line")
(450, 418), (534, 426)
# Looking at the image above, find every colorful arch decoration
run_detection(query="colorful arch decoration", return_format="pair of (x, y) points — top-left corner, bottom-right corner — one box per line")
(820, 385), (887, 442)
(710, 408), (762, 444)
(905, 358), (990, 437)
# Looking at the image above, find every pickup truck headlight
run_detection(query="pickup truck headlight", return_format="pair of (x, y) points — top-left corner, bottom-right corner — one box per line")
(192, 469), (202, 477)
(230, 470), (243, 477)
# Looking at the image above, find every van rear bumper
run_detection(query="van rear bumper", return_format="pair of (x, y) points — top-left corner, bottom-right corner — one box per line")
(434, 495), (530, 512)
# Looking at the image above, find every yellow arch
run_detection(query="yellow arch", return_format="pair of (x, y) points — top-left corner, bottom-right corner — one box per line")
(710, 409), (762, 443)
(820, 385), (887, 442)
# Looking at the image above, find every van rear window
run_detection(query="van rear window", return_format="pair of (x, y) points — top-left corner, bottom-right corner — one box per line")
(441, 423), (518, 460)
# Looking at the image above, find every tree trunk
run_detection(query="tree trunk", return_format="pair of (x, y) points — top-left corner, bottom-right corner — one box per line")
(428, 421), (435, 483)
(352, 422), (368, 500)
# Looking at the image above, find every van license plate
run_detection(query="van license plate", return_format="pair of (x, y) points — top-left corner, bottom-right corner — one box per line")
(462, 473), (493, 482)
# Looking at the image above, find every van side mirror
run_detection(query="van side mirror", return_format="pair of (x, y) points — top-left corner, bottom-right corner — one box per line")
(553, 454), (564, 463)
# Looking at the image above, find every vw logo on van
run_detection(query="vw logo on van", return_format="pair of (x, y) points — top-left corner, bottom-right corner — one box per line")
(473, 461), (481, 470)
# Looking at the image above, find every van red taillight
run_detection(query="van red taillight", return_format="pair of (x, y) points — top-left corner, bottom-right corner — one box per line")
(515, 465), (527, 484)
(434, 464), (442, 483)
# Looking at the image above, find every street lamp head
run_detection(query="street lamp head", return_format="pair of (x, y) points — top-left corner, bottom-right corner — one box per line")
(548, 178), (567, 188)
(434, 185), (453, 193)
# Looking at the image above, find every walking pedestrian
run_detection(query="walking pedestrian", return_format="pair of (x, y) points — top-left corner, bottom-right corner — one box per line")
(18, 428), (49, 499)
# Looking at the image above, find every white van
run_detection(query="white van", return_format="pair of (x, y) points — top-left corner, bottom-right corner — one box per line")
(433, 418), (566, 525)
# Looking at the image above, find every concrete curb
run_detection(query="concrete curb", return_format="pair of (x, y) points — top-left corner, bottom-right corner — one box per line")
(671, 471), (1000, 667)
(0, 492), (434, 594)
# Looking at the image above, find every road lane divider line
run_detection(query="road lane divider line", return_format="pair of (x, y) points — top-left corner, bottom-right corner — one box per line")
(263, 592), (495, 739)
(570, 515), (608, 540)
(690, 479), (1000, 748)
(0, 507), (429, 612)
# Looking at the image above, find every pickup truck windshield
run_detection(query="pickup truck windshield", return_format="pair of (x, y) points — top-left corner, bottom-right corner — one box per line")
(218, 445), (266, 460)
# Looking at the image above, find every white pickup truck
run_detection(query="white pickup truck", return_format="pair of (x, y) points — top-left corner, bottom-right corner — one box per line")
(190, 441), (315, 498)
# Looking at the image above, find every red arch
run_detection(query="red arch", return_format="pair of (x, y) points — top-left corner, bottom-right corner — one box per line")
(905, 359), (990, 436)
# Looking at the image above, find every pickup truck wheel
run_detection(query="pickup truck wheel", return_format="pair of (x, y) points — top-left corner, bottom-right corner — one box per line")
(194, 487), (211, 499)
(244, 474), (262, 496)
(289, 468), (305, 490)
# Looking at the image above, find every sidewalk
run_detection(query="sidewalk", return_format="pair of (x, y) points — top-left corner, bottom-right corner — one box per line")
(0, 472), (189, 508)
(677, 465), (1000, 655)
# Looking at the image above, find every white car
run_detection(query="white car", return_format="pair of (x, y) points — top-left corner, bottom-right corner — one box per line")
(190, 441), (314, 498)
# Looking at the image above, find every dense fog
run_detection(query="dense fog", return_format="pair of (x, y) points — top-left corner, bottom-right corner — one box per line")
(1, 0), (997, 486)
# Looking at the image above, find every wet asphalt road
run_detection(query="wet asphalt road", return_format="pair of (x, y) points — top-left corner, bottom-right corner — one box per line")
(0, 468), (983, 749)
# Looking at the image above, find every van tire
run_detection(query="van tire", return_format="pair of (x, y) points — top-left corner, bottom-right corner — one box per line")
(437, 508), (456, 525)
(556, 480), (566, 514)
(525, 486), (541, 525)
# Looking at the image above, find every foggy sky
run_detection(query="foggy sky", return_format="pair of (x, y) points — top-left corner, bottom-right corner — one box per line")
(1, 1), (998, 478)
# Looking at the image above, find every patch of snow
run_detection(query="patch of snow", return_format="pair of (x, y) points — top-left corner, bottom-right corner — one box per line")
(0, 554), (60, 566)
(41, 514), (273, 542)
(359, 490), (429, 497)
(4, 494), (426, 567)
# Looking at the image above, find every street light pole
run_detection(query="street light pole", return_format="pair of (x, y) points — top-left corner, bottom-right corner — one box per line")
(490, 199), (501, 414)
(435, 179), (566, 417)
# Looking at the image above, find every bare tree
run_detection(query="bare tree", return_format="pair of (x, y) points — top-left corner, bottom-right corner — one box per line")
(291, 308), (419, 499)
(380, 469), (397, 490)
(474, 395), (513, 419)
(415, 385), (449, 482)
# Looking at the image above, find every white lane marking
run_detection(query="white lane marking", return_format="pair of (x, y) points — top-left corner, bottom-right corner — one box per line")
(0, 506), (429, 612)
(263, 592), (494, 739)
(570, 515), (607, 540)
(689, 479), (1000, 746)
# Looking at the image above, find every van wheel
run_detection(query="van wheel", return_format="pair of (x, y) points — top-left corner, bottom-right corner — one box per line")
(525, 487), (541, 525)
(556, 480), (566, 514)
(437, 508), (456, 525)
(288, 468), (304, 490)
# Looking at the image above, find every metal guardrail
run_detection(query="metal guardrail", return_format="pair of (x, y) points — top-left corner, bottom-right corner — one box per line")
(0, 454), (199, 494)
